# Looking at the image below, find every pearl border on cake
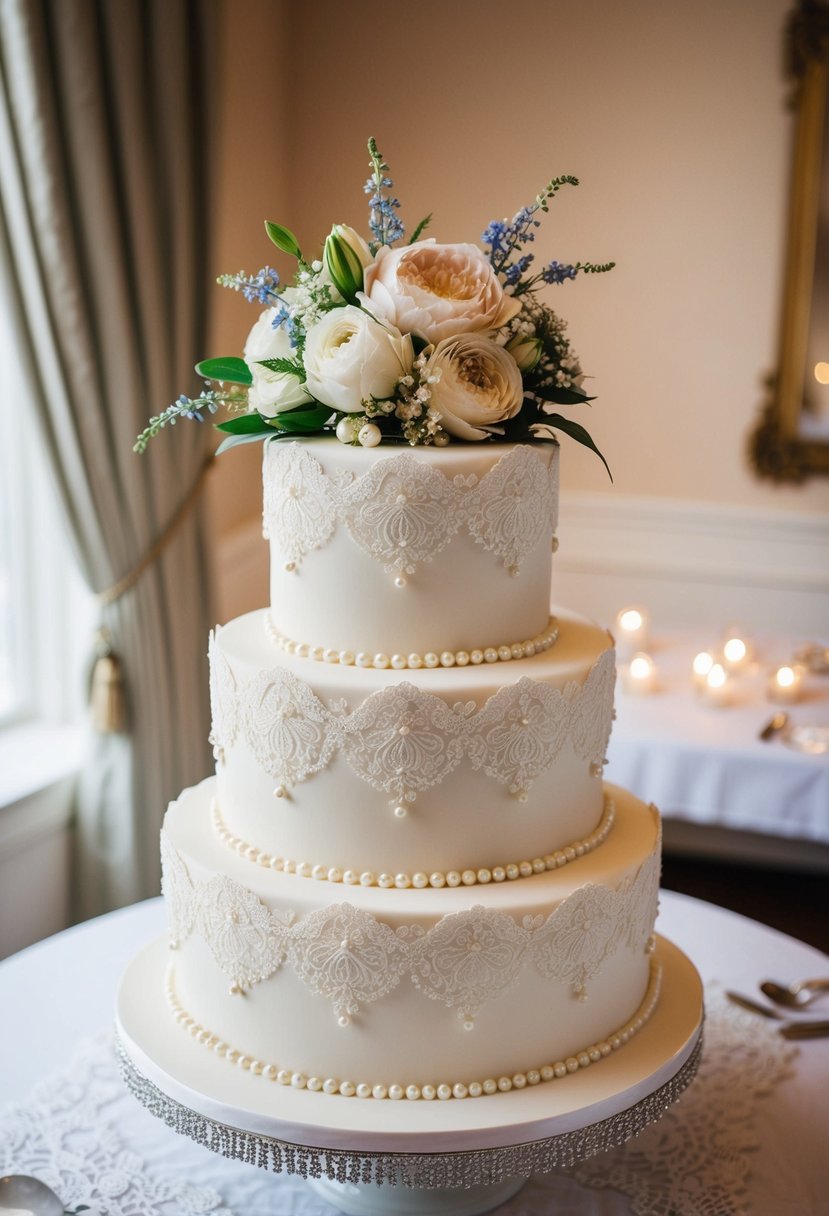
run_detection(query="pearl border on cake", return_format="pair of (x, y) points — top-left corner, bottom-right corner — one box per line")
(164, 955), (662, 1102)
(264, 613), (560, 670)
(210, 795), (616, 889)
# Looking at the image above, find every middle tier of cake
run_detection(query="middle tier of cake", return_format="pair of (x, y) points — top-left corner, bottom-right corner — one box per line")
(209, 609), (615, 878)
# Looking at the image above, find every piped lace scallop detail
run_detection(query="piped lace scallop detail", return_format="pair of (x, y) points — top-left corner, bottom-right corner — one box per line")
(160, 821), (660, 1017)
(262, 442), (559, 579)
(209, 644), (616, 807)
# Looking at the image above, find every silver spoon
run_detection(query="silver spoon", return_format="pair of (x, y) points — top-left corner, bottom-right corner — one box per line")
(760, 978), (829, 1009)
(0, 1175), (64, 1215)
(758, 711), (789, 741)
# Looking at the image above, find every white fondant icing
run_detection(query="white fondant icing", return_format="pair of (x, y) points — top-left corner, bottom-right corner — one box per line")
(264, 439), (559, 655)
(161, 781), (660, 1088)
(209, 612), (615, 875)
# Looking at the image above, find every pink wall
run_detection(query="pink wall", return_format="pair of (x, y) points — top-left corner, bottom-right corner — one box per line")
(208, 0), (829, 537)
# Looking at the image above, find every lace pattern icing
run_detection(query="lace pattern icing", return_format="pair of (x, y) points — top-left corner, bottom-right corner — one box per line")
(160, 823), (659, 1020)
(209, 645), (616, 807)
(263, 442), (558, 578)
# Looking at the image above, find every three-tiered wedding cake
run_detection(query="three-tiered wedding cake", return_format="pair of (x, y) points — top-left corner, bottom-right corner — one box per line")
(158, 436), (663, 1103)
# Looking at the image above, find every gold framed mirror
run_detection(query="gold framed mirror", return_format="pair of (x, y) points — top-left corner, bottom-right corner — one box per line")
(751, 0), (829, 481)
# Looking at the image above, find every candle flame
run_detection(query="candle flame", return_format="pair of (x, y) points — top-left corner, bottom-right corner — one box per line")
(707, 663), (727, 689)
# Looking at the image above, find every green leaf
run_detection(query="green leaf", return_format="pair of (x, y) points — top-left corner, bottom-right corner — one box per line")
(408, 213), (433, 244)
(215, 413), (272, 436)
(258, 357), (305, 378)
(537, 387), (596, 406)
(269, 405), (333, 433)
(540, 414), (612, 481)
(265, 221), (303, 260)
(195, 356), (252, 386)
(216, 431), (273, 455)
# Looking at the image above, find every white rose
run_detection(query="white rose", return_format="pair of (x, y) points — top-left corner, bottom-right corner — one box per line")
(361, 240), (521, 344)
(243, 305), (312, 416)
(424, 334), (524, 441)
(303, 305), (414, 414)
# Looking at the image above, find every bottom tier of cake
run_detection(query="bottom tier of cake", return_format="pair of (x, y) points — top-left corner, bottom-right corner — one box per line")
(160, 780), (661, 1097)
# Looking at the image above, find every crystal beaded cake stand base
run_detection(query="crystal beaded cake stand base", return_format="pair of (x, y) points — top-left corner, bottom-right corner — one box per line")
(116, 936), (703, 1216)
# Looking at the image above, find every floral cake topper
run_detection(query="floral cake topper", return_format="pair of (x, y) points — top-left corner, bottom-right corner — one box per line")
(136, 138), (613, 474)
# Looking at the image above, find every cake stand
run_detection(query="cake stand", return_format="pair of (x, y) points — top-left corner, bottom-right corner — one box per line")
(116, 935), (703, 1216)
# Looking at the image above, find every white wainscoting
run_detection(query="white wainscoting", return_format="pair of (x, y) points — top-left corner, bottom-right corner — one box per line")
(553, 493), (829, 637)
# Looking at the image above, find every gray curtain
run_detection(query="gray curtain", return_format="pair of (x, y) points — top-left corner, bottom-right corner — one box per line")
(0, 0), (216, 917)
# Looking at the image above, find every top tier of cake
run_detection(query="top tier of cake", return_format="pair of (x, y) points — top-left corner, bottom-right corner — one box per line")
(264, 439), (559, 659)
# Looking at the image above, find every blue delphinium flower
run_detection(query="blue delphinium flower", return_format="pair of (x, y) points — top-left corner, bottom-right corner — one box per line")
(217, 266), (280, 305)
(541, 260), (577, 284)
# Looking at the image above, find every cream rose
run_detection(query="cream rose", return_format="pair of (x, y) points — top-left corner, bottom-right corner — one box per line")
(424, 334), (524, 440)
(361, 240), (521, 344)
(303, 305), (414, 414)
(244, 305), (312, 416)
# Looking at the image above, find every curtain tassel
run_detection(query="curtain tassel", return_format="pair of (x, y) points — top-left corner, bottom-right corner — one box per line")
(89, 630), (126, 733)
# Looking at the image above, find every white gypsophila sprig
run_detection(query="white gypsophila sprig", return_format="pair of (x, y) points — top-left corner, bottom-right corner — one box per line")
(392, 353), (443, 445)
(504, 300), (584, 393)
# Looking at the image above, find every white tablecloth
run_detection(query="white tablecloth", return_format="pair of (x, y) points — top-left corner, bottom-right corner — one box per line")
(607, 633), (829, 844)
(1, 895), (828, 1215)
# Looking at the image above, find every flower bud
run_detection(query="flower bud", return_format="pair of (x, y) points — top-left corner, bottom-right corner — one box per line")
(323, 225), (372, 303)
(506, 335), (543, 372)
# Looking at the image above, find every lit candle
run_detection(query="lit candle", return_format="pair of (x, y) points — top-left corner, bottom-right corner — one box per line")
(700, 662), (731, 707)
(722, 629), (753, 673)
(624, 651), (657, 694)
(768, 664), (804, 705)
(692, 650), (715, 687)
(615, 607), (650, 658)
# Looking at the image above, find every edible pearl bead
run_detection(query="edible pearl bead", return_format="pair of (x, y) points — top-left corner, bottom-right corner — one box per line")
(394, 805), (407, 820)
(408, 653), (423, 668)
(389, 1084), (404, 1100)
(440, 651), (455, 667)
(307, 1076), (322, 1091)
(424, 652), (439, 668)
(323, 1077), (339, 1094)
(446, 871), (461, 887)
(484, 648), (498, 663)
(406, 1085), (421, 1100)
(421, 1084), (436, 1100)
(378, 873), (394, 887)
(339, 650), (355, 666)
(339, 1080), (356, 1096)
(395, 873), (411, 888)
(372, 1084), (388, 1099)
(453, 1083), (468, 1099)
(356, 1082), (372, 1098)
(468, 1081), (483, 1097)
(391, 654), (407, 669)
(336, 416), (359, 443)
(394, 576), (407, 588)
(455, 650), (470, 666)
(433, 430), (450, 447)
(374, 653), (390, 668)
(429, 872), (446, 888)
(437, 1084), (452, 1100)
(358, 422), (381, 447)
(412, 872), (428, 888)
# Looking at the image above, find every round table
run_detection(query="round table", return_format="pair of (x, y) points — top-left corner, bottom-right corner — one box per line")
(1, 893), (827, 1215)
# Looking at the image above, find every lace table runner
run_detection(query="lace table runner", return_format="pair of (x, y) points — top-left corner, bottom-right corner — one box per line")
(0, 989), (801, 1216)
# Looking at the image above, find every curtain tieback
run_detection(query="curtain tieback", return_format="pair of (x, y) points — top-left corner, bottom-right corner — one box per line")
(90, 453), (215, 733)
